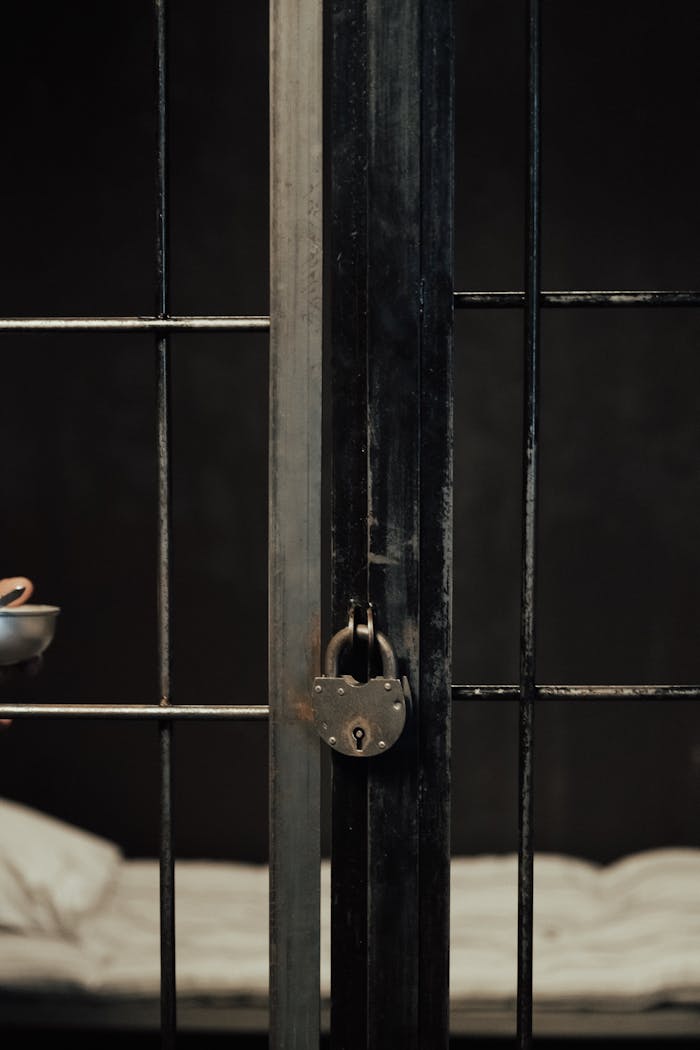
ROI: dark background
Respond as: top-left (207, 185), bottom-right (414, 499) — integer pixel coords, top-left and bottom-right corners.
top-left (0, 0), bottom-right (698, 865)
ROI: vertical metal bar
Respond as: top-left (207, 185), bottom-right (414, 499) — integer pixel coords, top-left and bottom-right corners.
top-left (154, 3), bottom-right (176, 1047)
top-left (518, 1), bottom-right (541, 1047)
top-left (364, 2), bottom-right (422, 1044)
top-left (330, 2), bottom-right (452, 1046)
top-left (269, 0), bottom-right (323, 1045)
top-left (158, 720), bottom-right (175, 1045)
top-left (418, 1), bottom-right (454, 1046)
top-left (329, 0), bottom-right (370, 1043)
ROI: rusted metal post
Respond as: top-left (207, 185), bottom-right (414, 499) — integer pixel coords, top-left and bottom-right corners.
top-left (269, 0), bottom-right (323, 1046)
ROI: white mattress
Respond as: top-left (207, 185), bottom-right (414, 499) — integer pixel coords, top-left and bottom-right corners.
top-left (0, 849), bottom-right (699, 1015)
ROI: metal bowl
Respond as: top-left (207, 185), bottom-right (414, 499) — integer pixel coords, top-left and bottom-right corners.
top-left (0, 605), bottom-right (60, 665)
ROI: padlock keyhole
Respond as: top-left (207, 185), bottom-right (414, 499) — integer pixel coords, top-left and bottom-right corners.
top-left (352, 726), bottom-right (366, 752)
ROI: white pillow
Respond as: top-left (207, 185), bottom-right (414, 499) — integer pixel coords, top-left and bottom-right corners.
top-left (0, 797), bottom-right (122, 937)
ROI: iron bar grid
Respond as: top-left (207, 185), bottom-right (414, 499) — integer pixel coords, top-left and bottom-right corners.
top-left (454, 290), bottom-right (700, 309)
top-left (0, 316), bottom-right (269, 331)
top-left (517, 1), bottom-right (540, 1045)
top-left (6, 7), bottom-right (698, 1049)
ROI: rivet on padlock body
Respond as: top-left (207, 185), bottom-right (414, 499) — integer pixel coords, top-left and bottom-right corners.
top-left (311, 623), bottom-right (408, 757)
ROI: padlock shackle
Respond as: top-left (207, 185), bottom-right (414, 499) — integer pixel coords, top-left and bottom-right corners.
top-left (323, 624), bottom-right (398, 679)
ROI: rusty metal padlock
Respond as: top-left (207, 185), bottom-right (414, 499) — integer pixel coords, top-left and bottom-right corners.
top-left (312, 623), bottom-right (408, 757)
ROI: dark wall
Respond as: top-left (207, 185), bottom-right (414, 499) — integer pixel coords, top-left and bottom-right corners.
top-left (0, 1), bottom-right (698, 864)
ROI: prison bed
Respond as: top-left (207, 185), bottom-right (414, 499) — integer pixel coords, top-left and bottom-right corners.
top-left (0, 799), bottom-right (699, 1040)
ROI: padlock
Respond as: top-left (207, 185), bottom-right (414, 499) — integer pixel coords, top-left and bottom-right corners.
top-left (311, 623), bottom-right (408, 757)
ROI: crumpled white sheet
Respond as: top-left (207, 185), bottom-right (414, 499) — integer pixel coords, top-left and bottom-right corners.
top-left (0, 849), bottom-right (699, 1013)
top-left (449, 850), bottom-right (700, 1010)
top-left (0, 797), bottom-right (122, 938)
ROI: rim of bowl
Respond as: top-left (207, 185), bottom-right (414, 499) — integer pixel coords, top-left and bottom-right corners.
top-left (0, 605), bottom-right (60, 615)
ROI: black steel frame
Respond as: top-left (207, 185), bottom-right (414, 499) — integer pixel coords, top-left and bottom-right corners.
top-left (2, 3), bottom-right (700, 1050)
top-left (329, 1), bottom-right (453, 1048)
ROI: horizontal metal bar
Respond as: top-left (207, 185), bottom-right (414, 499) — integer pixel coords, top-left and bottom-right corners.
top-left (454, 291), bottom-right (700, 309)
top-left (9, 690), bottom-right (698, 713)
top-left (0, 316), bottom-right (270, 332)
top-left (6, 296), bottom-right (698, 327)
top-left (0, 703), bottom-right (269, 719)
top-left (452, 685), bottom-right (700, 701)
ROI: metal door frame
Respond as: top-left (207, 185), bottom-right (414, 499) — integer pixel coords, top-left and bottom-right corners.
top-left (328, 2), bottom-right (454, 1049)
top-left (269, 0), bottom-right (323, 1043)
